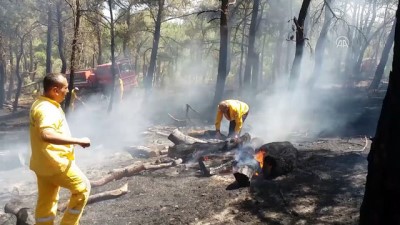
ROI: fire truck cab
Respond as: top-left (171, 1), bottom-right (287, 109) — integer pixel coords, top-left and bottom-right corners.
top-left (95, 59), bottom-right (138, 93)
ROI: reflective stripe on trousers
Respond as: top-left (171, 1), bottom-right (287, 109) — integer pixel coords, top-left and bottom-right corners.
top-left (36, 215), bottom-right (55, 223)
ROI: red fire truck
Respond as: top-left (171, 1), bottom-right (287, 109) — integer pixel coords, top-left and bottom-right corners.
top-left (66, 59), bottom-right (138, 93)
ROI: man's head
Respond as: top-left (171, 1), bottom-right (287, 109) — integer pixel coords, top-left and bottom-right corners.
top-left (43, 73), bottom-right (69, 103)
top-left (218, 101), bottom-right (229, 113)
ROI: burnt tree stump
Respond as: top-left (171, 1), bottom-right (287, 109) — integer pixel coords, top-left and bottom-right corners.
top-left (258, 142), bottom-right (298, 179)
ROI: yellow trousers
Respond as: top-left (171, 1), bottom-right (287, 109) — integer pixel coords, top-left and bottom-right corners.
top-left (35, 163), bottom-right (91, 225)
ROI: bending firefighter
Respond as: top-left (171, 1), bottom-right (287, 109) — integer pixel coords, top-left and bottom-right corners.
top-left (215, 99), bottom-right (249, 139)
top-left (29, 73), bottom-right (91, 225)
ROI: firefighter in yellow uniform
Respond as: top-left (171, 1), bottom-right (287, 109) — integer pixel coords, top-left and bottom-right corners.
top-left (32, 89), bottom-right (41, 99)
top-left (215, 99), bottom-right (249, 139)
top-left (118, 77), bottom-right (124, 102)
top-left (70, 87), bottom-right (81, 112)
top-left (30, 73), bottom-right (91, 225)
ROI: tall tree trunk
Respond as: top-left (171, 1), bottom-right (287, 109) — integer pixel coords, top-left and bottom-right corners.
top-left (123, 5), bottom-right (132, 59)
top-left (369, 20), bottom-right (396, 90)
top-left (96, 6), bottom-right (103, 65)
top-left (46, 3), bottom-right (53, 74)
top-left (29, 36), bottom-right (34, 79)
top-left (237, 5), bottom-right (248, 90)
top-left (308, 0), bottom-right (334, 87)
top-left (211, 0), bottom-right (230, 109)
top-left (289, 0), bottom-right (311, 89)
top-left (243, 0), bottom-right (260, 90)
top-left (145, 0), bottom-right (164, 91)
top-left (354, 21), bottom-right (392, 76)
top-left (107, 0), bottom-right (117, 113)
top-left (354, 0), bottom-right (380, 75)
top-left (271, 28), bottom-right (284, 84)
top-left (56, 0), bottom-right (67, 74)
top-left (359, 3), bottom-right (400, 224)
top-left (64, 0), bottom-right (81, 113)
top-left (7, 42), bottom-right (14, 101)
top-left (251, 52), bottom-right (259, 90)
top-left (0, 34), bottom-right (5, 109)
top-left (13, 40), bottom-right (23, 112)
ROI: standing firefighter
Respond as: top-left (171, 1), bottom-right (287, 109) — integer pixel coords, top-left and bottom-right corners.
top-left (215, 99), bottom-right (250, 139)
top-left (70, 87), bottom-right (84, 112)
top-left (29, 73), bottom-right (91, 225)
top-left (116, 76), bottom-right (124, 102)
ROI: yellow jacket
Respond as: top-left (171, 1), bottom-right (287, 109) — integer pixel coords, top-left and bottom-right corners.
top-left (29, 96), bottom-right (74, 176)
top-left (215, 100), bottom-right (249, 134)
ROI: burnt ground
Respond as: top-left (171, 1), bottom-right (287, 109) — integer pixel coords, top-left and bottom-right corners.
top-left (77, 137), bottom-right (368, 225)
top-left (0, 87), bottom-right (384, 225)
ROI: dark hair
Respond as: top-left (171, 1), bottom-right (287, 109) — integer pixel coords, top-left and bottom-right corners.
top-left (43, 73), bottom-right (65, 92)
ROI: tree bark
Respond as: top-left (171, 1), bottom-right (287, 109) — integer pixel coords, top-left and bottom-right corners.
top-left (237, 4), bottom-right (248, 90)
top-left (95, 5), bottom-right (103, 65)
top-left (64, 0), bottom-right (81, 113)
top-left (289, 0), bottom-right (311, 89)
top-left (122, 5), bottom-right (132, 59)
top-left (0, 34), bottom-right (5, 109)
top-left (12, 39), bottom-right (23, 112)
top-left (145, 0), bottom-right (164, 91)
top-left (107, 0), bottom-right (117, 113)
top-left (243, 0), bottom-right (260, 91)
top-left (359, 3), bottom-right (400, 224)
top-left (308, 0), bottom-right (334, 87)
top-left (56, 0), bottom-right (67, 74)
top-left (369, 19), bottom-right (396, 91)
top-left (7, 42), bottom-right (14, 101)
top-left (212, 0), bottom-right (230, 109)
top-left (46, 3), bottom-right (53, 74)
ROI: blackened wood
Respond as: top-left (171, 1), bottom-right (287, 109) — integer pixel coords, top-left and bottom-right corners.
top-left (168, 133), bottom-right (251, 161)
top-left (258, 142), bottom-right (298, 179)
top-left (4, 199), bottom-right (34, 225)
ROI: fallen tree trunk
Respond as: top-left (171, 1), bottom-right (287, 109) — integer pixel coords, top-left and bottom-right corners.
top-left (124, 145), bottom-right (167, 158)
top-left (58, 183), bottom-right (129, 212)
top-left (168, 129), bottom-right (207, 145)
top-left (4, 199), bottom-right (35, 225)
top-left (187, 129), bottom-right (227, 140)
top-left (168, 133), bottom-right (251, 161)
top-left (91, 159), bottom-right (182, 187)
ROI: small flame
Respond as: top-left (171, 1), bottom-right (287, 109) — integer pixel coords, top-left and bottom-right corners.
top-left (254, 150), bottom-right (266, 169)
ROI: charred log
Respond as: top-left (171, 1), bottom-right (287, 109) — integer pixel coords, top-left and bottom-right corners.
top-left (168, 133), bottom-right (251, 161)
top-left (233, 165), bottom-right (255, 187)
top-left (4, 199), bottom-right (34, 225)
top-left (232, 145), bottom-right (259, 186)
top-left (187, 129), bottom-right (227, 140)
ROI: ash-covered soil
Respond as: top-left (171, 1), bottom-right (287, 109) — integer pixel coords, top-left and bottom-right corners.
top-left (74, 136), bottom-right (368, 225)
